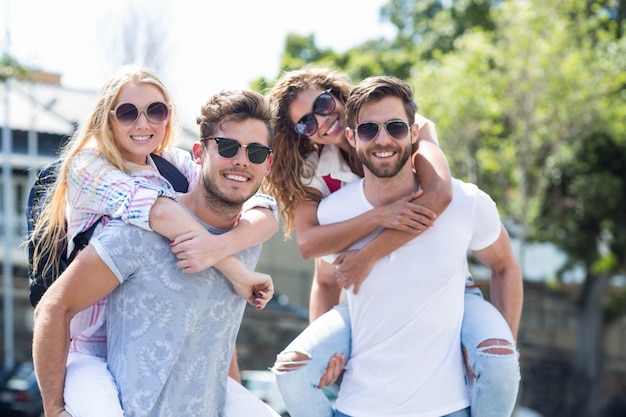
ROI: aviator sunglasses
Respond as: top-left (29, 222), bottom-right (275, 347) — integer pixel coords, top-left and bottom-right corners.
top-left (202, 137), bottom-right (272, 164)
top-left (111, 101), bottom-right (170, 125)
top-left (355, 120), bottom-right (410, 142)
top-left (294, 89), bottom-right (336, 137)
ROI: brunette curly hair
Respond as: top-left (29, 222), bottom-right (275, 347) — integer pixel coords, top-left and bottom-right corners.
top-left (263, 66), bottom-right (359, 237)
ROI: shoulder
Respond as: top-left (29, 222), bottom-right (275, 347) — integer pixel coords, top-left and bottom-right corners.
top-left (451, 178), bottom-right (478, 196)
top-left (68, 148), bottom-right (112, 180)
top-left (97, 220), bottom-right (160, 251)
top-left (159, 147), bottom-right (192, 159)
top-left (318, 179), bottom-right (364, 219)
top-left (71, 148), bottom-right (104, 168)
top-left (242, 193), bottom-right (277, 213)
top-left (156, 148), bottom-right (194, 168)
top-left (451, 179), bottom-right (495, 205)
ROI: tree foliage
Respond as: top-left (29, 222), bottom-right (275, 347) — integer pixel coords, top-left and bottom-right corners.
top-left (0, 54), bottom-right (29, 83)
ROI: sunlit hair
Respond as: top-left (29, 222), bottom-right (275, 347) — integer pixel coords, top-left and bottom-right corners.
top-left (345, 76), bottom-right (417, 129)
top-left (30, 64), bottom-right (178, 283)
top-left (263, 66), bottom-right (359, 237)
top-left (196, 89), bottom-right (274, 145)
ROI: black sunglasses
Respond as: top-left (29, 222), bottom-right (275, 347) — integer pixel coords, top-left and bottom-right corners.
top-left (294, 90), bottom-right (336, 137)
top-left (202, 137), bottom-right (272, 164)
top-left (111, 101), bottom-right (170, 125)
top-left (355, 120), bottom-right (410, 142)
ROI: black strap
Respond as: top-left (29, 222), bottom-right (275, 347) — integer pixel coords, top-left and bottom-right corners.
top-left (68, 218), bottom-right (102, 262)
top-left (151, 153), bottom-right (189, 193)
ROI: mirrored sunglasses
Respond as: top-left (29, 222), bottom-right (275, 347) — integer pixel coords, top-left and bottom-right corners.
top-left (294, 90), bottom-right (336, 137)
top-left (111, 101), bottom-right (170, 125)
top-left (202, 137), bottom-right (272, 164)
top-left (355, 120), bottom-right (410, 142)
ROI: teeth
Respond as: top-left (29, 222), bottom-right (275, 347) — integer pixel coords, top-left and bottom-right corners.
top-left (375, 152), bottom-right (394, 158)
top-left (131, 135), bottom-right (151, 142)
top-left (326, 118), bottom-right (339, 135)
top-left (225, 174), bottom-right (247, 182)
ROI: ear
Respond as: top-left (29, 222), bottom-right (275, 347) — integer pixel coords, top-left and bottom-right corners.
top-left (345, 127), bottom-right (357, 148)
top-left (192, 142), bottom-right (204, 164)
top-left (263, 153), bottom-right (274, 177)
top-left (410, 123), bottom-right (419, 146)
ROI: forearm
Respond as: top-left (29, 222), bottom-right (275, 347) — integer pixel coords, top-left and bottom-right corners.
top-left (297, 209), bottom-right (386, 260)
top-left (149, 196), bottom-right (204, 239)
top-left (151, 197), bottom-right (249, 281)
top-left (214, 257), bottom-right (252, 283)
top-left (309, 259), bottom-right (342, 322)
top-left (33, 304), bottom-right (72, 416)
top-left (350, 228), bottom-right (415, 266)
top-left (219, 207), bottom-right (278, 257)
top-left (212, 208), bottom-right (277, 281)
top-left (412, 140), bottom-right (452, 216)
top-left (490, 265), bottom-right (524, 340)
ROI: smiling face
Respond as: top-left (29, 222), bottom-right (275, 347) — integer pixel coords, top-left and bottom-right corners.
top-left (347, 96), bottom-right (417, 179)
top-left (110, 81), bottom-right (170, 164)
top-left (289, 88), bottom-right (348, 146)
top-left (194, 118), bottom-right (273, 208)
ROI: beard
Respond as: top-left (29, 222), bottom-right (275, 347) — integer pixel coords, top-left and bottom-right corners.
top-left (357, 142), bottom-right (412, 178)
top-left (199, 171), bottom-right (259, 217)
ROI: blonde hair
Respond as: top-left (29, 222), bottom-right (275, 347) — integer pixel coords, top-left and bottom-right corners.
top-left (30, 65), bottom-right (178, 283)
top-left (263, 66), bottom-right (359, 237)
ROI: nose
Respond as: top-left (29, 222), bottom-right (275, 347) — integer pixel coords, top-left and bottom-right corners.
top-left (314, 113), bottom-right (331, 133)
top-left (373, 125), bottom-right (394, 144)
top-left (231, 145), bottom-right (249, 166)
top-left (135, 111), bottom-right (151, 127)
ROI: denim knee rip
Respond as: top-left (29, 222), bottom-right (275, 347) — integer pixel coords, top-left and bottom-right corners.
top-left (271, 350), bottom-right (312, 373)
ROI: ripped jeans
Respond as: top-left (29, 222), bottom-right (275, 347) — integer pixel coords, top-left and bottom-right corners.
top-left (272, 288), bottom-right (520, 417)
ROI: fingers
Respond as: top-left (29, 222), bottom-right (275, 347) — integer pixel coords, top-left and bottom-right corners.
top-left (317, 354), bottom-right (345, 388)
top-left (336, 274), bottom-right (351, 289)
top-left (169, 231), bottom-right (196, 247)
top-left (332, 253), bottom-right (346, 266)
top-left (252, 288), bottom-right (274, 310)
top-left (175, 259), bottom-right (202, 274)
top-left (402, 189), bottom-right (424, 201)
top-left (463, 348), bottom-right (476, 379)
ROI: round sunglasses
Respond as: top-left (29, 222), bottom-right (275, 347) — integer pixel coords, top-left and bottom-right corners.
top-left (355, 120), bottom-right (410, 142)
top-left (111, 101), bottom-right (170, 125)
top-left (202, 137), bottom-right (272, 164)
top-left (294, 90), bottom-right (336, 137)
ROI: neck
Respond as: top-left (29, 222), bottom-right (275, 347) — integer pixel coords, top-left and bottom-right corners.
top-left (177, 190), bottom-right (240, 230)
top-left (362, 166), bottom-right (419, 208)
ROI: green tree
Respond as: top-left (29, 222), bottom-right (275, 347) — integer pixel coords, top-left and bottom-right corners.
top-left (411, 1), bottom-right (626, 415)
top-left (0, 54), bottom-right (29, 83)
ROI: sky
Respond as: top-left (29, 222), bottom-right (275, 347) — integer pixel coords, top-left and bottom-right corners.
top-left (2, 0), bottom-right (396, 125)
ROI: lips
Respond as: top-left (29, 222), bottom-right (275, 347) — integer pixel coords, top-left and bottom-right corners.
top-left (224, 173), bottom-right (249, 182)
top-left (130, 134), bottom-right (152, 143)
top-left (373, 151), bottom-right (396, 159)
top-left (324, 117), bottom-right (340, 136)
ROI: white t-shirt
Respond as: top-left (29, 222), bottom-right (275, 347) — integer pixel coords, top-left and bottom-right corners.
top-left (318, 178), bottom-right (501, 417)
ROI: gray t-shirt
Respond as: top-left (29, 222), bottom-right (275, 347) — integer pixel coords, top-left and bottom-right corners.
top-left (91, 216), bottom-right (261, 417)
